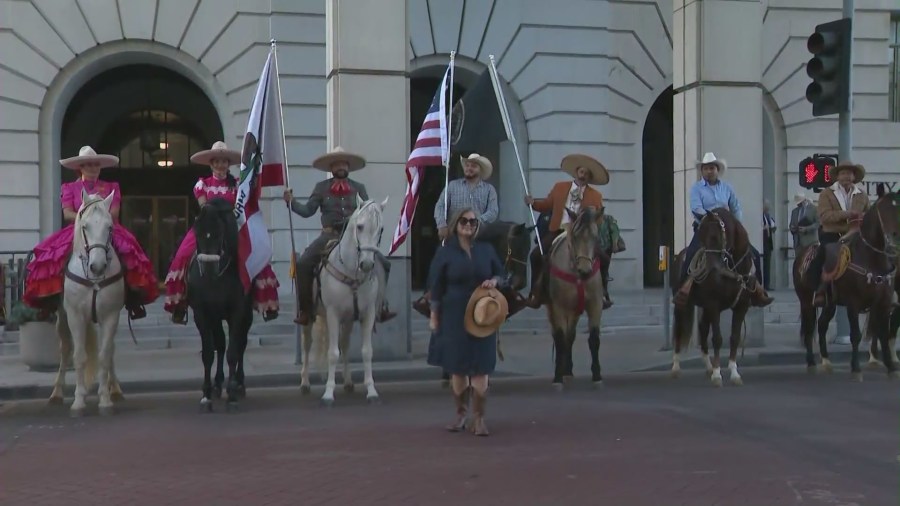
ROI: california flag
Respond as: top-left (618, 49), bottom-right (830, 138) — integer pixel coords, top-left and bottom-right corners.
top-left (235, 47), bottom-right (285, 292)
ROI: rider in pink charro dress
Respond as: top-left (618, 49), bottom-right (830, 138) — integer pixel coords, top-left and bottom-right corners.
top-left (164, 141), bottom-right (280, 324)
top-left (23, 146), bottom-right (159, 319)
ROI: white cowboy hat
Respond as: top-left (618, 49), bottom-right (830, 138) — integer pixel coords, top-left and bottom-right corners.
top-left (60, 146), bottom-right (119, 170)
top-left (829, 160), bottom-right (865, 183)
top-left (190, 141), bottom-right (241, 166)
top-left (696, 152), bottom-right (727, 173)
top-left (463, 287), bottom-right (509, 338)
top-left (794, 191), bottom-right (807, 204)
top-left (561, 153), bottom-right (609, 185)
top-left (459, 153), bottom-right (493, 180)
top-left (312, 146), bottom-right (366, 172)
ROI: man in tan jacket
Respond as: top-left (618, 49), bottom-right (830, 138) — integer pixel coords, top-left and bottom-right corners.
top-left (807, 161), bottom-right (869, 306)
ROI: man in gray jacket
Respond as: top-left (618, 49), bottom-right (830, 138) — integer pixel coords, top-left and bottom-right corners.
top-left (789, 191), bottom-right (819, 255)
top-left (283, 147), bottom-right (396, 325)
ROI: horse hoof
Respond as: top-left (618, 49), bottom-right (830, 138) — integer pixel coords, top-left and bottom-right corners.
top-left (320, 398), bottom-right (334, 408)
top-left (213, 386), bottom-right (223, 399)
top-left (563, 375), bottom-right (573, 385)
top-left (819, 364), bottom-right (833, 374)
top-left (99, 405), bottom-right (115, 417)
top-left (730, 376), bottom-right (744, 386)
top-left (592, 380), bottom-right (604, 389)
top-left (237, 386), bottom-right (247, 399)
top-left (551, 382), bottom-right (564, 392)
top-left (711, 377), bottom-right (723, 388)
top-left (344, 384), bottom-right (355, 393)
top-left (851, 372), bottom-right (864, 383)
top-left (69, 407), bottom-right (86, 418)
top-left (866, 360), bottom-right (884, 370)
top-left (888, 371), bottom-right (900, 380)
top-left (110, 392), bottom-right (125, 403)
top-left (300, 384), bottom-right (311, 395)
top-left (367, 395), bottom-right (380, 405)
top-left (670, 369), bottom-right (681, 379)
top-left (226, 402), bottom-right (240, 413)
top-left (47, 395), bottom-right (64, 406)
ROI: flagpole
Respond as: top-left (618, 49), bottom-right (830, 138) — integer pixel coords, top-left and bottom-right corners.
top-left (442, 51), bottom-right (456, 227)
top-left (488, 55), bottom-right (541, 255)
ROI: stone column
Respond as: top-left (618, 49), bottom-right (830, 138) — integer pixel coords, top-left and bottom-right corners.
top-left (674, 0), bottom-right (766, 346)
top-left (326, 0), bottom-right (410, 360)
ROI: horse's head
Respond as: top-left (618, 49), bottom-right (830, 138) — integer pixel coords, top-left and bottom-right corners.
top-left (349, 194), bottom-right (389, 272)
top-left (505, 222), bottom-right (532, 290)
top-left (74, 188), bottom-right (115, 278)
top-left (565, 206), bottom-right (605, 280)
top-left (193, 198), bottom-right (236, 273)
top-left (865, 183), bottom-right (900, 253)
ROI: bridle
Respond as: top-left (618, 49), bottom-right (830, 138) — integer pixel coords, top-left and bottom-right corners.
top-left (325, 201), bottom-right (383, 321)
top-left (75, 199), bottom-right (114, 281)
top-left (698, 211), bottom-right (751, 273)
top-left (194, 210), bottom-right (232, 278)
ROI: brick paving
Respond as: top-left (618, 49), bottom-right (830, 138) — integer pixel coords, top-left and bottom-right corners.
top-left (0, 368), bottom-right (897, 506)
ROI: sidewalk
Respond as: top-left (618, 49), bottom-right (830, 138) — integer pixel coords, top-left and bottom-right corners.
top-left (1, 322), bottom-right (885, 401)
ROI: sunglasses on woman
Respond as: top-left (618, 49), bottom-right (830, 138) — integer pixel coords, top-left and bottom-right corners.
top-left (458, 217), bottom-right (478, 227)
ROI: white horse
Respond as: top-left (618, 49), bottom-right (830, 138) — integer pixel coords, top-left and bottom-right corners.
top-left (48, 189), bottom-right (126, 416)
top-left (299, 195), bottom-right (389, 406)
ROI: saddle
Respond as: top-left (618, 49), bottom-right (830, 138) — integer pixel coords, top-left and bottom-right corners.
top-left (313, 238), bottom-right (341, 277)
top-left (821, 243), bottom-right (853, 283)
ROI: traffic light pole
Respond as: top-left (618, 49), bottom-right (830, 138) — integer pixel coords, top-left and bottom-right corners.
top-left (836, 0), bottom-right (854, 342)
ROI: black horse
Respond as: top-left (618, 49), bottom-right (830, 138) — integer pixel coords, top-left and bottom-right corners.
top-left (187, 198), bottom-right (254, 411)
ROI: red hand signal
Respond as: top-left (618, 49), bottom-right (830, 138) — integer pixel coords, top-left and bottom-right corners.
top-left (804, 162), bottom-right (818, 183)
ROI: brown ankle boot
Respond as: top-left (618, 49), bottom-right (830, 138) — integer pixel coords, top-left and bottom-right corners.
top-left (470, 390), bottom-right (489, 436)
top-left (171, 304), bottom-right (188, 325)
top-left (446, 388), bottom-right (469, 432)
top-left (749, 279), bottom-right (774, 307)
top-left (377, 302), bottom-right (397, 323)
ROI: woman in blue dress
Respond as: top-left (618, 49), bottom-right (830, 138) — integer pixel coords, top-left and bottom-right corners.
top-left (428, 207), bottom-right (508, 436)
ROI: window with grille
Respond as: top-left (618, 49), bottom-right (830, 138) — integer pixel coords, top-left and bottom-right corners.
top-left (891, 16), bottom-right (900, 121)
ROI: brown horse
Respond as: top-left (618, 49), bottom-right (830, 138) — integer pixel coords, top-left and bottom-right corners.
top-left (792, 183), bottom-right (900, 381)
top-left (669, 208), bottom-right (755, 387)
top-left (546, 206), bottom-right (606, 388)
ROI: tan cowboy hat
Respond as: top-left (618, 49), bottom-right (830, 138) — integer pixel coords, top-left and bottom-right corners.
top-left (60, 146), bottom-right (119, 170)
top-left (561, 154), bottom-right (609, 185)
top-left (464, 287), bottom-right (509, 338)
top-left (459, 153), bottom-right (493, 180)
top-left (696, 152), bottom-right (727, 173)
top-left (794, 191), bottom-right (807, 204)
top-left (312, 146), bottom-right (366, 172)
top-left (191, 141), bottom-right (241, 166)
top-left (829, 160), bottom-right (865, 183)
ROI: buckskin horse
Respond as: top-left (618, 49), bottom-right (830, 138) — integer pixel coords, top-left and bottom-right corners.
top-left (669, 208), bottom-right (755, 387)
top-left (545, 206), bottom-right (606, 389)
top-left (793, 184), bottom-right (900, 380)
top-left (187, 198), bottom-right (253, 411)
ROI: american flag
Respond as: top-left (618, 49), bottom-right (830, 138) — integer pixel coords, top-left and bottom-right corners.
top-left (389, 63), bottom-right (451, 254)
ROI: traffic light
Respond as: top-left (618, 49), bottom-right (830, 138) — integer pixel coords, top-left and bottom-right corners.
top-left (805, 18), bottom-right (852, 117)
top-left (798, 154), bottom-right (838, 189)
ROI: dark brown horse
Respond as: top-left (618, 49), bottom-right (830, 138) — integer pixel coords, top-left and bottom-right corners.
top-left (669, 208), bottom-right (755, 387)
top-left (792, 183), bottom-right (900, 381)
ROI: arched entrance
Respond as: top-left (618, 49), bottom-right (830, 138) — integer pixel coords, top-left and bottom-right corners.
top-left (641, 86), bottom-right (674, 287)
top-left (61, 64), bottom-right (223, 282)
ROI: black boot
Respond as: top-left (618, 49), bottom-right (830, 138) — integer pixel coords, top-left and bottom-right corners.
top-left (294, 268), bottom-right (315, 325)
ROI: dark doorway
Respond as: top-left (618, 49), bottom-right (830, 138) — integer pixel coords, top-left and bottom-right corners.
top-left (641, 86), bottom-right (674, 287)
top-left (62, 65), bottom-right (223, 282)
top-left (408, 76), bottom-right (467, 290)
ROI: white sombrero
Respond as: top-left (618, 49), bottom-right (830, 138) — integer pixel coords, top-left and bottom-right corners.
top-left (312, 146), bottom-right (366, 172)
top-left (190, 141), bottom-right (241, 166)
top-left (459, 153), bottom-right (493, 180)
top-left (60, 146), bottom-right (119, 170)
top-left (696, 152), bottom-right (727, 173)
top-left (561, 153), bottom-right (609, 185)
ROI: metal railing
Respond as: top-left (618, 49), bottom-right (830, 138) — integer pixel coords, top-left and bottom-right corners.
top-left (1, 250), bottom-right (34, 331)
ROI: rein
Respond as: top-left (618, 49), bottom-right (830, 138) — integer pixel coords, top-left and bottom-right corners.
top-left (692, 211), bottom-right (755, 309)
top-left (549, 217), bottom-right (603, 314)
top-left (325, 201), bottom-right (382, 321)
top-left (841, 200), bottom-right (898, 285)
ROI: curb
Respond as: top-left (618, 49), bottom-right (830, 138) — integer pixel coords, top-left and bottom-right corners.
top-left (637, 349), bottom-right (875, 372)
top-left (0, 366), bottom-right (527, 402)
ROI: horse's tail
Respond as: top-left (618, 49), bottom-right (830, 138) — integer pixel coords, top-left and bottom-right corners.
top-left (312, 316), bottom-right (329, 370)
top-left (83, 323), bottom-right (99, 391)
top-left (673, 304), bottom-right (695, 352)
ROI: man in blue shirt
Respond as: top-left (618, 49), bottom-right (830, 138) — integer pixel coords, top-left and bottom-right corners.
top-left (675, 152), bottom-right (773, 307)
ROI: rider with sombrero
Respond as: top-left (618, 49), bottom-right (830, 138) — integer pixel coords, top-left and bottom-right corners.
top-left (283, 147), bottom-right (396, 326)
top-left (23, 146), bottom-right (158, 319)
top-left (675, 152), bottom-right (774, 307)
top-left (806, 160), bottom-right (869, 306)
top-left (523, 153), bottom-right (610, 309)
top-left (164, 141), bottom-right (281, 324)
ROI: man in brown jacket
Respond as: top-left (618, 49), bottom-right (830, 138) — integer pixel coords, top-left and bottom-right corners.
top-left (523, 154), bottom-right (609, 308)
top-left (807, 161), bottom-right (869, 306)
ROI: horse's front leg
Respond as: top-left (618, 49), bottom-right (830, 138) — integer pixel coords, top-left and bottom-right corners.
top-left (320, 310), bottom-right (342, 406)
top-left (300, 323), bottom-right (314, 394)
top-left (817, 303), bottom-right (837, 373)
top-left (874, 308), bottom-right (900, 379)
top-left (212, 320), bottom-right (226, 399)
top-left (96, 308), bottom-right (121, 416)
top-left (563, 318), bottom-right (577, 385)
top-left (49, 310), bottom-right (72, 405)
top-left (193, 310), bottom-right (215, 410)
top-left (359, 312), bottom-right (379, 403)
top-left (708, 309), bottom-right (724, 387)
top-left (587, 301), bottom-right (603, 385)
top-left (727, 303), bottom-right (748, 386)
top-left (848, 306), bottom-right (864, 381)
top-left (698, 309), bottom-right (713, 377)
top-left (549, 307), bottom-right (567, 389)
top-left (340, 321), bottom-right (354, 393)
top-left (67, 311), bottom-right (90, 417)
top-left (224, 316), bottom-right (245, 410)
